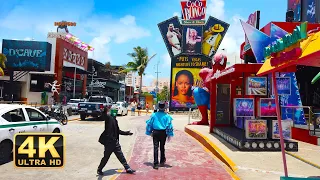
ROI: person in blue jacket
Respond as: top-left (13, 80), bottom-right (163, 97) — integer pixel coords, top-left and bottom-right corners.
top-left (146, 101), bottom-right (174, 170)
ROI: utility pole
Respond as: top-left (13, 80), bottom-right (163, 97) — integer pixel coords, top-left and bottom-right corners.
top-left (155, 61), bottom-right (161, 103)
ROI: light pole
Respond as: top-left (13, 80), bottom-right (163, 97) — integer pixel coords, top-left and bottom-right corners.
top-left (155, 61), bottom-right (161, 103)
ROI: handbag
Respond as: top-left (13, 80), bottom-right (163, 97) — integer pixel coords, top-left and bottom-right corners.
top-left (98, 130), bottom-right (106, 145)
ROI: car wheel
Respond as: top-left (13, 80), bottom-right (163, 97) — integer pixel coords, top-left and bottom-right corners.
top-left (53, 128), bottom-right (60, 133)
top-left (0, 140), bottom-right (13, 165)
top-left (80, 114), bottom-right (86, 121)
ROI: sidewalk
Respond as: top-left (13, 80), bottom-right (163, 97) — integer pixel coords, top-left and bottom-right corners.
top-left (185, 124), bottom-right (320, 180)
top-left (115, 117), bottom-right (236, 180)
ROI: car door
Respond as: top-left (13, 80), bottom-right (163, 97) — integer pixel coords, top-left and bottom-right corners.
top-left (24, 107), bottom-right (48, 132)
top-left (0, 108), bottom-right (32, 141)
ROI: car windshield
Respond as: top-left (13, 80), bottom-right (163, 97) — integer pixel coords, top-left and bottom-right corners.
top-left (116, 102), bottom-right (122, 106)
top-left (89, 97), bottom-right (106, 103)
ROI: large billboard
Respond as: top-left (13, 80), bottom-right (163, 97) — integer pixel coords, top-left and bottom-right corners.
top-left (243, 11), bottom-right (260, 54)
top-left (202, 16), bottom-right (229, 59)
top-left (288, 0), bottom-right (301, 22)
top-left (180, 0), bottom-right (207, 25)
top-left (306, 0), bottom-right (316, 23)
top-left (158, 17), bottom-right (183, 58)
top-left (2, 40), bottom-right (52, 71)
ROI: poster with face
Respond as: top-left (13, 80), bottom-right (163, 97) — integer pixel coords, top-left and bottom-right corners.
top-left (158, 17), bottom-right (183, 58)
top-left (202, 16), bottom-right (229, 59)
top-left (170, 67), bottom-right (203, 108)
top-left (182, 26), bottom-right (203, 54)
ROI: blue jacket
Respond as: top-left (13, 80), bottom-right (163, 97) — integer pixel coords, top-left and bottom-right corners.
top-left (146, 111), bottom-right (174, 137)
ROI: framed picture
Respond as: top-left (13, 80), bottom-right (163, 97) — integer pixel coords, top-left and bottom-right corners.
top-left (272, 120), bottom-right (292, 139)
top-left (182, 25), bottom-right (203, 55)
top-left (259, 98), bottom-right (277, 117)
top-left (276, 77), bottom-right (291, 95)
top-left (234, 98), bottom-right (254, 117)
top-left (247, 77), bottom-right (267, 96)
top-left (245, 119), bottom-right (268, 139)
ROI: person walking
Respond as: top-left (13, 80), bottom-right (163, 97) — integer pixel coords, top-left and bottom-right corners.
top-left (130, 100), bottom-right (137, 116)
top-left (97, 107), bottom-right (136, 175)
top-left (145, 101), bottom-right (174, 170)
top-left (145, 102), bottom-right (150, 115)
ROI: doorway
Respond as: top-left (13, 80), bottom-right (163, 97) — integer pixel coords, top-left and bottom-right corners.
top-left (216, 84), bottom-right (231, 125)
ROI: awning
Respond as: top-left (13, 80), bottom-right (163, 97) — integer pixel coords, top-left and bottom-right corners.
top-left (63, 66), bottom-right (92, 75)
top-left (257, 31), bottom-right (320, 76)
top-left (29, 71), bottom-right (55, 76)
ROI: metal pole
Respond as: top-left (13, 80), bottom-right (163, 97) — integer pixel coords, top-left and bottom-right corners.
top-left (91, 66), bottom-right (94, 96)
top-left (272, 72), bottom-right (288, 177)
top-left (155, 61), bottom-right (161, 103)
top-left (73, 67), bottom-right (76, 98)
top-left (188, 107), bottom-right (191, 124)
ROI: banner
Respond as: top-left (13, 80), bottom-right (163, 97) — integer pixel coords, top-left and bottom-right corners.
top-left (158, 17), bottom-right (183, 58)
top-left (306, 0), bottom-right (316, 23)
top-left (245, 119), bottom-right (268, 139)
top-left (180, 0), bottom-right (207, 21)
top-left (272, 120), bottom-right (292, 139)
top-left (182, 26), bottom-right (203, 54)
top-left (2, 39), bottom-right (52, 71)
top-left (170, 67), bottom-right (203, 108)
top-left (202, 16), bottom-right (229, 59)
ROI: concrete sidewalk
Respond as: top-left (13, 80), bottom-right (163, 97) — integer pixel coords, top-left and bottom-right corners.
top-left (185, 124), bottom-right (320, 180)
top-left (115, 116), bottom-right (236, 180)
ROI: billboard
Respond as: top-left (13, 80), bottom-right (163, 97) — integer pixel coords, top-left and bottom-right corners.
top-left (2, 40), bottom-right (52, 71)
top-left (158, 17), bottom-right (182, 58)
top-left (180, 0), bottom-right (207, 24)
top-left (306, 0), bottom-right (316, 23)
top-left (202, 16), bottom-right (229, 59)
top-left (288, 0), bottom-right (301, 22)
top-left (182, 26), bottom-right (203, 54)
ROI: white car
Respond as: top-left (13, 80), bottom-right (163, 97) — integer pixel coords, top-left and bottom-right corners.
top-left (0, 104), bottom-right (62, 163)
top-left (113, 102), bottom-right (128, 116)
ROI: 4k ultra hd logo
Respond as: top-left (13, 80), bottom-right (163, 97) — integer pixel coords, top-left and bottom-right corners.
top-left (14, 133), bottom-right (65, 168)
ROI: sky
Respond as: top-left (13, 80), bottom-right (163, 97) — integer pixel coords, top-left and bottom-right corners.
top-left (0, 0), bottom-right (287, 86)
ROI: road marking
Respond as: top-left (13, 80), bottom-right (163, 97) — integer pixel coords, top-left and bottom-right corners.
top-left (236, 166), bottom-right (307, 177)
top-left (286, 151), bottom-right (320, 169)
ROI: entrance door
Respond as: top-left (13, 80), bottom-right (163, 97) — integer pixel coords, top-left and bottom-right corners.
top-left (216, 84), bottom-right (231, 125)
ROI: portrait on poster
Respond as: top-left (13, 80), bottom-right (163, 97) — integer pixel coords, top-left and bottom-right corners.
top-left (158, 17), bottom-right (182, 58)
top-left (170, 67), bottom-right (203, 109)
top-left (182, 26), bottom-right (203, 54)
top-left (234, 98), bottom-right (254, 117)
top-left (202, 16), bottom-right (229, 58)
top-left (247, 77), bottom-right (267, 96)
top-left (259, 98), bottom-right (277, 117)
top-left (276, 77), bottom-right (291, 95)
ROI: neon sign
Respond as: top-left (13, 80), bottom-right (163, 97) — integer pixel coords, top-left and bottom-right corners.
top-left (270, 47), bottom-right (302, 67)
top-left (181, 0), bottom-right (206, 21)
top-left (264, 22), bottom-right (307, 59)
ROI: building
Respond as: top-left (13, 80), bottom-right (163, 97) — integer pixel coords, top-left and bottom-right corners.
top-left (151, 78), bottom-right (170, 91)
top-left (134, 76), bottom-right (141, 88)
top-left (125, 72), bottom-right (134, 87)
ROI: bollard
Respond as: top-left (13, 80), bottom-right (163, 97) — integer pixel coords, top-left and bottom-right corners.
top-left (188, 108), bottom-right (191, 125)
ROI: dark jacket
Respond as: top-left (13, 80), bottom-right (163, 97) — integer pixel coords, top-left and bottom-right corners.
top-left (98, 114), bottom-right (130, 145)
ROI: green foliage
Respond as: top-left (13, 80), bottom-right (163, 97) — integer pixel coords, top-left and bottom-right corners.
top-left (157, 86), bottom-right (169, 101)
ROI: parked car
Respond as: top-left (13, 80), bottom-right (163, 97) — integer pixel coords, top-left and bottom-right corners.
top-left (67, 99), bottom-right (86, 114)
top-left (78, 96), bottom-right (113, 120)
top-left (0, 104), bottom-right (62, 164)
top-left (112, 102), bottom-right (128, 116)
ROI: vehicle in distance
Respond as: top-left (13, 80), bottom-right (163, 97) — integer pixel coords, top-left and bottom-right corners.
top-left (78, 96), bottom-right (113, 120)
top-left (67, 99), bottom-right (86, 113)
top-left (112, 102), bottom-right (128, 116)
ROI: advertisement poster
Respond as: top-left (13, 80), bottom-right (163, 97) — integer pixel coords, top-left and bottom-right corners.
top-left (202, 16), bottom-right (229, 58)
top-left (243, 11), bottom-right (260, 53)
top-left (247, 77), bottom-right (267, 95)
top-left (276, 77), bottom-right (291, 95)
top-left (170, 67), bottom-right (202, 108)
top-left (180, 0), bottom-right (207, 21)
top-left (288, 0), bottom-right (301, 22)
top-left (272, 120), bottom-right (292, 139)
top-left (2, 39), bottom-right (52, 71)
top-left (307, 0), bottom-right (316, 23)
top-left (245, 120), bottom-right (268, 139)
top-left (260, 98), bottom-right (277, 117)
top-left (158, 17), bottom-right (182, 58)
top-left (234, 98), bottom-right (254, 117)
top-left (182, 26), bottom-right (203, 54)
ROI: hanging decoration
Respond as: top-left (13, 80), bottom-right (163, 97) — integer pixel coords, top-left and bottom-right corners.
top-left (64, 33), bottom-right (94, 51)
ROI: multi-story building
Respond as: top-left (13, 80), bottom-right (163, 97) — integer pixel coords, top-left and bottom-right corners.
top-left (134, 76), bottom-right (141, 88)
top-left (125, 72), bottom-right (134, 87)
top-left (151, 78), bottom-right (170, 90)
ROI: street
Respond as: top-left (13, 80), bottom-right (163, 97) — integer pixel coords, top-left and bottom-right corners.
top-left (0, 114), bottom-right (233, 180)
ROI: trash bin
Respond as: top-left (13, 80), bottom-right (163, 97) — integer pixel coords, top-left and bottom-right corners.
top-left (110, 109), bottom-right (118, 117)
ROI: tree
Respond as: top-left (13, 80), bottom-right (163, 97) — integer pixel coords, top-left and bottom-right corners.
top-left (158, 86), bottom-right (169, 101)
top-left (121, 46), bottom-right (156, 95)
top-left (0, 54), bottom-right (7, 76)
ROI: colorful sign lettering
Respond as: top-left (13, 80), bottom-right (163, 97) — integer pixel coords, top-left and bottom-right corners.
top-left (181, 0), bottom-right (206, 21)
top-left (245, 120), bottom-right (268, 139)
top-left (270, 47), bottom-right (302, 67)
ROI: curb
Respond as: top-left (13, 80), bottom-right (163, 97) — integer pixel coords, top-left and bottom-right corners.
top-left (68, 118), bottom-right (80, 122)
top-left (185, 126), bottom-right (238, 172)
top-left (285, 151), bottom-right (320, 170)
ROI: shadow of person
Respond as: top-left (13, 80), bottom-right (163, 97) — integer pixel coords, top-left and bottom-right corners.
top-left (96, 168), bottom-right (121, 179)
top-left (143, 162), bottom-right (173, 168)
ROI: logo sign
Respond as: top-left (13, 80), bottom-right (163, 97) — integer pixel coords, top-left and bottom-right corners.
top-left (54, 21), bottom-right (76, 26)
top-left (63, 48), bottom-right (85, 67)
top-left (14, 133), bottom-right (65, 168)
top-left (211, 67), bottom-right (235, 80)
top-left (90, 80), bottom-right (106, 88)
top-left (181, 0), bottom-right (207, 25)
top-left (270, 47), bottom-right (302, 67)
top-left (2, 40), bottom-right (52, 71)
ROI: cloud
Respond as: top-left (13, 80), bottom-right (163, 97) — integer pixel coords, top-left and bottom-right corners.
top-left (207, 0), bottom-right (225, 20)
top-left (143, 73), bottom-right (155, 86)
top-left (162, 53), bottom-right (171, 67)
top-left (173, 12), bottom-right (180, 17)
top-left (24, 37), bottom-right (33, 41)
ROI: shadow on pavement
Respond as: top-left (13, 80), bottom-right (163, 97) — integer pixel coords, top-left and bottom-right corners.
top-left (143, 162), bottom-right (173, 168)
top-left (0, 153), bottom-right (13, 166)
top-left (96, 169), bottom-right (121, 179)
top-left (209, 133), bottom-right (239, 152)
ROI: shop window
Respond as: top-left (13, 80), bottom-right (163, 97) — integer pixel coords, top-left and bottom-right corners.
top-left (30, 74), bottom-right (54, 92)
top-left (2, 108), bottom-right (26, 122)
top-left (26, 108), bottom-right (46, 121)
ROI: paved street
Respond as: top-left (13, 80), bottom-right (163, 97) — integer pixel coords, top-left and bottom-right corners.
top-left (0, 114), bottom-right (233, 180)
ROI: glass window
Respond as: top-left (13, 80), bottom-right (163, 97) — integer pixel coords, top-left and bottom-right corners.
top-left (26, 108), bottom-right (46, 121)
top-left (2, 108), bottom-right (26, 122)
top-left (88, 97), bottom-right (106, 103)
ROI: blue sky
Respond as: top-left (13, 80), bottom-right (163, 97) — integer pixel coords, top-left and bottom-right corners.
top-left (0, 0), bottom-right (287, 86)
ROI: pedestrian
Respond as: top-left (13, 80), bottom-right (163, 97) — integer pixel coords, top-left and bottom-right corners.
top-left (146, 102), bottom-right (149, 115)
top-left (137, 102), bottom-right (142, 116)
top-left (97, 107), bottom-right (136, 175)
top-left (130, 100), bottom-right (137, 116)
top-left (153, 103), bottom-right (157, 113)
top-left (146, 101), bottom-right (174, 170)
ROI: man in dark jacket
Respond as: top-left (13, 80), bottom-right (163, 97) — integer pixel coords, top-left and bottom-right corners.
top-left (97, 107), bottom-right (136, 175)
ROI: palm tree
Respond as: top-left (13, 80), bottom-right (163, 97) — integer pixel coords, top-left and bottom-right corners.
top-left (121, 46), bottom-right (156, 95)
top-left (0, 53), bottom-right (7, 76)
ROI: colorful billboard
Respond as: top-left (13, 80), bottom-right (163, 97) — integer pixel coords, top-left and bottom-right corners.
top-left (243, 11), bottom-right (260, 53)
top-left (306, 0), bottom-right (316, 23)
top-left (234, 98), bottom-right (255, 117)
top-left (182, 26), bottom-right (203, 54)
top-left (247, 77), bottom-right (267, 95)
top-left (260, 98), bottom-right (277, 117)
top-left (272, 120), bottom-right (292, 139)
top-left (2, 39), bottom-right (52, 71)
top-left (158, 17), bottom-right (183, 58)
top-left (245, 119), bottom-right (268, 139)
top-left (276, 77), bottom-right (291, 95)
top-left (202, 16), bottom-right (229, 59)
top-left (180, 0), bottom-right (207, 24)
top-left (288, 0), bottom-right (301, 21)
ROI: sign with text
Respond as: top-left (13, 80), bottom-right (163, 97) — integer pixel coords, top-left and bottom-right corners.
top-left (63, 47), bottom-right (85, 67)
top-left (172, 55), bottom-right (210, 68)
top-left (54, 22), bottom-right (76, 26)
top-left (181, 0), bottom-right (206, 24)
top-left (245, 119), bottom-right (268, 139)
top-left (14, 133), bottom-right (65, 168)
top-left (2, 40), bottom-right (52, 71)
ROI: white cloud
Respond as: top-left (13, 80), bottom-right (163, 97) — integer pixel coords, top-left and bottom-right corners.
top-left (173, 12), bottom-right (180, 17)
top-left (162, 53), bottom-right (171, 67)
top-left (24, 37), bottom-right (33, 41)
top-left (207, 0), bottom-right (225, 20)
top-left (143, 73), bottom-right (155, 86)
